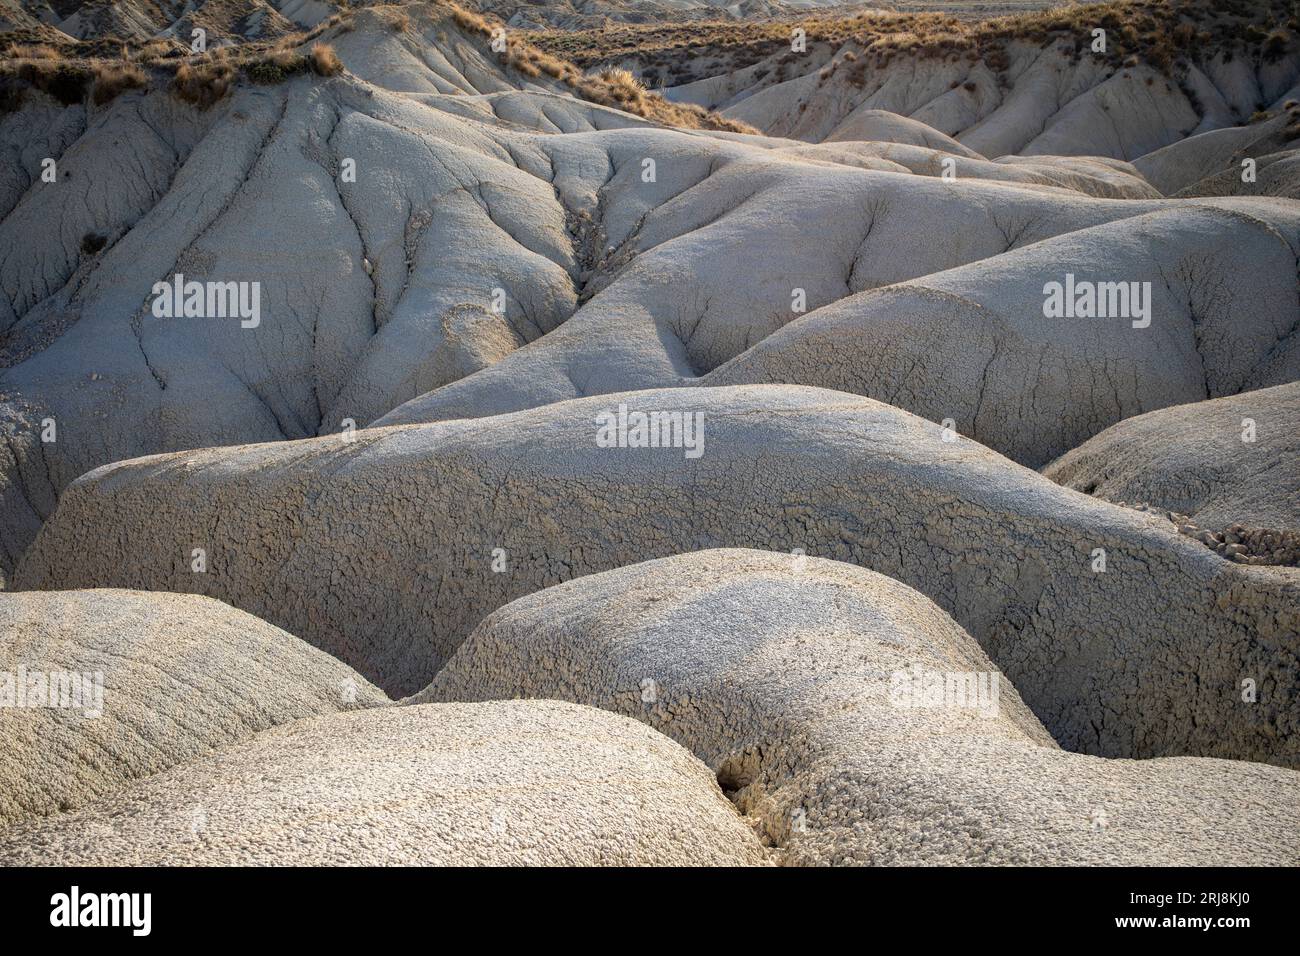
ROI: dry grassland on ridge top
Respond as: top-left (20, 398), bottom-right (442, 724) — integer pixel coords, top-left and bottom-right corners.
top-left (0, 0), bottom-right (1297, 867)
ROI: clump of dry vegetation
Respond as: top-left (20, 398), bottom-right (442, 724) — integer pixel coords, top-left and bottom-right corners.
top-left (172, 58), bottom-right (236, 108)
top-left (310, 43), bottom-right (343, 77)
top-left (245, 46), bottom-right (307, 84)
top-left (4, 43), bottom-right (60, 61)
top-left (91, 61), bottom-right (147, 105)
top-left (451, 6), bottom-right (492, 34)
top-left (2, 44), bottom-right (93, 106)
top-left (444, 2), bottom-right (753, 132)
top-left (0, 9), bottom-right (356, 112)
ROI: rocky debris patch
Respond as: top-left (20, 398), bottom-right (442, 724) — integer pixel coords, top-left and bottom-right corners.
top-left (1179, 517), bottom-right (1299, 566)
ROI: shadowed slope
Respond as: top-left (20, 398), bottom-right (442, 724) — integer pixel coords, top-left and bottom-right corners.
top-left (1045, 381), bottom-right (1300, 541)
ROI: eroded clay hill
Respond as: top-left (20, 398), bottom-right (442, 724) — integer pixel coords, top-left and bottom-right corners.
top-left (3, 4), bottom-right (1300, 585)
top-left (17, 386), bottom-right (1300, 770)
top-left (11, 1), bottom-right (335, 42)
top-left (1044, 381), bottom-right (1300, 563)
top-left (562, 1), bottom-right (1300, 158)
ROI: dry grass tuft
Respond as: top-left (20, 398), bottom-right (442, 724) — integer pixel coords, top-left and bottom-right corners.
top-left (591, 65), bottom-right (645, 101)
top-left (245, 47), bottom-right (307, 84)
top-left (5, 43), bottom-right (61, 61)
top-left (91, 61), bottom-right (147, 105)
top-left (309, 43), bottom-right (343, 77)
top-left (12, 59), bottom-right (91, 105)
top-left (451, 6), bottom-right (493, 36)
top-left (172, 59), bottom-right (235, 108)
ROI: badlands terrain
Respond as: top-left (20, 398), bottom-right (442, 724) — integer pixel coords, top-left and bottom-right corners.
top-left (0, 0), bottom-right (1298, 866)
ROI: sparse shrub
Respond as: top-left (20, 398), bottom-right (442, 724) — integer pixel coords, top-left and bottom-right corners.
top-left (274, 32), bottom-right (308, 52)
top-left (91, 61), bottom-right (147, 105)
top-left (536, 53), bottom-right (569, 79)
top-left (984, 45), bottom-right (1010, 73)
top-left (589, 65), bottom-right (646, 103)
top-left (135, 38), bottom-right (180, 64)
top-left (5, 44), bottom-right (61, 61)
top-left (16, 60), bottom-right (91, 105)
top-left (309, 43), bottom-right (342, 77)
top-left (451, 5), bottom-right (493, 36)
top-left (1147, 35), bottom-right (1175, 70)
top-left (80, 232), bottom-right (106, 255)
top-left (1264, 29), bottom-right (1292, 60)
top-left (246, 48), bottom-right (306, 84)
top-left (0, 77), bottom-right (24, 113)
top-left (513, 57), bottom-right (541, 78)
top-left (172, 59), bottom-right (235, 108)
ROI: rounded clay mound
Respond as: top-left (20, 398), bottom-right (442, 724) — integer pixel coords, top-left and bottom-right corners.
top-left (0, 699), bottom-right (769, 866)
top-left (420, 549), bottom-right (1300, 866)
top-left (16, 385), bottom-right (1300, 769)
top-left (1044, 381), bottom-right (1300, 537)
top-left (0, 588), bottom-right (387, 829)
